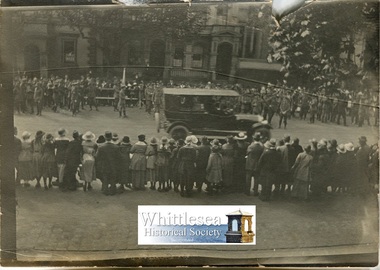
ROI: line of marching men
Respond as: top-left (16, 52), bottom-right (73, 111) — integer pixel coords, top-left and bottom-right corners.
top-left (14, 126), bottom-right (379, 200)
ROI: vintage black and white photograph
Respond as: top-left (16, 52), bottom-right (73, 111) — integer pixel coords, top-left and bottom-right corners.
top-left (0, 0), bottom-right (379, 267)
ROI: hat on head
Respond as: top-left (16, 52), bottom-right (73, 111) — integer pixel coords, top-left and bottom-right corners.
top-left (161, 136), bottom-right (168, 144)
top-left (359, 136), bottom-right (367, 142)
top-left (22, 131), bottom-right (31, 140)
top-left (185, 136), bottom-right (193, 144)
top-left (45, 133), bottom-right (54, 141)
top-left (58, 128), bottom-right (67, 136)
top-left (122, 136), bottom-right (130, 144)
top-left (201, 136), bottom-right (208, 144)
top-left (304, 145), bottom-right (312, 153)
top-left (337, 144), bottom-right (346, 154)
top-left (329, 139), bottom-right (338, 148)
top-left (211, 144), bottom-right (221, 153)
top-left (36, 130), bottom-right (44, 138)
top-left (253, 132), bottom-right (261, 141)
top-left (284, 134), bottom-right (291, 143)
top-left (150, 137), bottom-right (158, 145)
top-left (84, 131), bottom-right (96, 141)
top-left (112, 133), bottom-right (119, 141)
top-left (234, 132), bottom-right (247, 141)
top-left (97, 135), bottom-right (106, 144)
top-left (104, 131), bottom-right (112, 140)
top-left (345, 142), bottom-right (355, 152)
top-left (72, 130), bottom-right (80, 139)
top-left (264, 138), bottom-right (276, 149)
top-left (138, 134), bottom-right (145, 141)
top-left (191, 135), bottom-right (198, 144)
top-left (168, 138), bottom-right (176, 145)
top-left (177, 139), bottom-right (185, 146)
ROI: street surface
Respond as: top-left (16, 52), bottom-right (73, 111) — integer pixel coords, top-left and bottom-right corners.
top-left (13, 106), bottom-right (379, 266)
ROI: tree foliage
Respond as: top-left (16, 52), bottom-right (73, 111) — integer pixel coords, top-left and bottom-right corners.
top-left (267, 1), bottom-right (379, 94)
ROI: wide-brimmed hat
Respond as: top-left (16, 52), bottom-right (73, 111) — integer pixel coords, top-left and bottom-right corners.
top-left (150, 137), bottom-right (158, 145)
top-left (22, 131), bottom-right (31, 140)
top-left (45, 133), bottom-right (54, 141)
top-left (58, 128), bottom-right (67, 136)
top-left (234, 132), bottom-right (247, 141)
top-left (337, 144), bottom-right (346, 154)
top-left (190, 135), bottom-right (198, 144)
top-left (185, 136), bottom-right (193, 144)
top-left (83, 131), bottom-right (96, 141)
top-left (345, 142), bottom-right (355, 152)
top-left (112, 133), bottom-right (119, 141)
top-left (264, 139), bottom-right (276, 149)
top-left (359, 136), bottom-right (367, 142)
top-left (168, 138), bottom-right (176, 145)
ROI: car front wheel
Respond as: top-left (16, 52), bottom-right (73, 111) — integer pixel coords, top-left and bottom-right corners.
top-left (169, 125), bottom-right (189, 141)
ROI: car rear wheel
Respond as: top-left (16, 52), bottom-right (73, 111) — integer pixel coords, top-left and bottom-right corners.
top-left (169, 125), bottom-right (189, 141)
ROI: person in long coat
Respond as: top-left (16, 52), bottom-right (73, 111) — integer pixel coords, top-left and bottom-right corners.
top-left (130, 134), bottom-right (148, 190)
top-left (18, 131), bottom-right (34, 187)
top-left (195, 137), bottom-right (211, 192)
top-left (118, 87), bottom-right (127, 118)
top-left (334, 144), bottom-right (349, 193)
top-left (34, 82), bottom-right (43, 116)
top-left (276, 135), bottom-right (296, 195)
top-left (178, 136), bottom-right (197, 197)
top-left (156, 137), bottom-right (171, 192)
top-left (81, 131), bottom-right (98, 192)
top-left (291, 145), bottom-right (313, 200)
top-left (234, 132), bottom-right (249, 193)
top-left (146, 137), bottom-right (158, 190)
top-left (96, 131), bottom-right (122, 195)
top-left (221, 136), bottom-right (235, 193)
top-left (310, 140), bottom-right (330, 196)
top-left (167, 139), bottom-right (177, 190)
top-left (119, 136), bottom-right (132, 190)
top-left (206, 142), bottom-right (223, 195)
top-left (344, 142), bottom-right (360, 195)
top-left (245, 132), bottom-right (264, 196)
top-left (55, 128), bottom-right (70, 188)
top-left (32, 130), bottom-right (45, 188)
top-left (63, 131), bottom-right (82, 191)
top-left (171, 139), bottom-right (185, 192)
top-left (41, 133), bottom-right (57, 189)
top-left (355, 136), bottom-right (371, 195)
top-left (257, 139), bottom-right (281, 201)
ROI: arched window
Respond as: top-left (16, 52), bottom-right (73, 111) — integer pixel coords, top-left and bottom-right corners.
top-left (232, 219), bottom-right (238, 231)
top-left (192, 44), bottom-right (204, 68)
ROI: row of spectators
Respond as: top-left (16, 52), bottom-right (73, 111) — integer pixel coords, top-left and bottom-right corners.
top-left (14, 126), bottom-right (379, 200)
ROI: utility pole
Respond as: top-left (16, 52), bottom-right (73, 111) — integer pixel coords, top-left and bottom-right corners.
top-left (0, 7), bottom-right (17, 264)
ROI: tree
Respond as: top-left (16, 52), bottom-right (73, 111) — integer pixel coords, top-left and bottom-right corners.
top-left (267, 1), bottom-right (379, 94)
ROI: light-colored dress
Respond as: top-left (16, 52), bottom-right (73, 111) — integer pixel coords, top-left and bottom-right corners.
top-left (130, 142), bottom-right (148, 189)
top-left (206, 152), bottom-right (223, 184)
top-left (291, 152), bottom-right (313, 200)
top-left (81, 141), bottom-right (97, 183)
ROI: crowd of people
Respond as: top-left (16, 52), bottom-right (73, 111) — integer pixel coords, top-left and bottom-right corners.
top-left (14, 126), bottom-right (378, 200)
top-left (13, 73), bottom-right (379, 129)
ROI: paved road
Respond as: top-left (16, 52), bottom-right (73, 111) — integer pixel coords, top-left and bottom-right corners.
top-left (13, 106), bottom-right (379, 266)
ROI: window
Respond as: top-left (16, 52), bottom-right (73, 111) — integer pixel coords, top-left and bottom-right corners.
top-left (173, 47), bottom-right (184, 67)
top-left (192, 44), bottom-right (203, 68)
top-left (62, 39), bottom-right (76, 64)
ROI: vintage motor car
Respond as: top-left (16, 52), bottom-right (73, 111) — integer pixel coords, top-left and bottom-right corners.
top-left (162, 88), bottom-right (271, 141)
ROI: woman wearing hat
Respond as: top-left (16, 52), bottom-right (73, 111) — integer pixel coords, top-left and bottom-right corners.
top-left (130, 134), bottom-right (148, 190)
top-left (119, 136), bottom-right (132, 190)
top-left (333, 144), bottom-right (349, 193)
top-left (31, 130), bottom-right (45, 188)
top-left (233, 132), bottom-right (249, 194)
top-left (55, 128), bottom-right (70, 188)
top-left (206, 142), bottom-right (223, 195)
top-left (81, 131), bottom-right (98, 192)
top-left (257, 139), bottom-right (281, 201)
top-left (178, 136), bottom-right (197, 197)
top-left (344, 142), bottom-right (360, 194)
top-left (310, 139), bottom-right (330, 196)
top-left (18, 131), bottom-right (34, 187)
top-left (146, 137), bottom-right (158, 190)
top-left (291, 145), bottom-right (313, 200)
top-left (221, 136), bottom-right (235, 193)
top-left (41, 133), bottom-right (58, 189)
top-left (156, 137), bottom-right (171, 192)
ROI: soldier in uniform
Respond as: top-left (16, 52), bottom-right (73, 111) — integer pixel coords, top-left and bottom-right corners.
top-left (34, 81), bottom-right (44, 116)
top-left (87, 79), bottom-right (98, 111)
